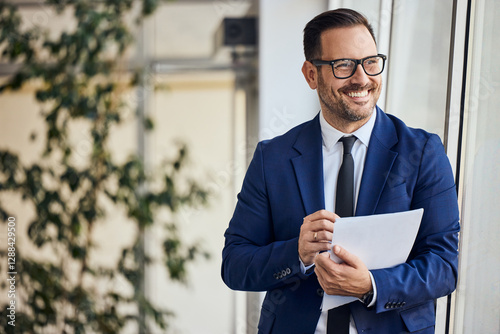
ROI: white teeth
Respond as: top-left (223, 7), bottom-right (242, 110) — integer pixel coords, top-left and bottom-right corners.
top-left (347, 91), bottom-right (368, 98)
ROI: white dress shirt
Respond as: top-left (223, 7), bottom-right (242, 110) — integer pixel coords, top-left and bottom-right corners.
top-left (313, 109), bottom-right (378, 334)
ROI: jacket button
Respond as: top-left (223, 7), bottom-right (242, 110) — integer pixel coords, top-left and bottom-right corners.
top-left (317, 288), bottom-right (324, 297)
top-left (281, 270), bottom-right (287, 277)
top-left (273, 273), bottom-right (279, 280)
top-left (385, 302), bottom-right (398, 309)
top-left (286, 268), bottom-right (291, 274)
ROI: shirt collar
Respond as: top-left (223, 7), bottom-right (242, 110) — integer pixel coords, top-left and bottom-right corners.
top-left (319, 107), bottom-right (377, 151)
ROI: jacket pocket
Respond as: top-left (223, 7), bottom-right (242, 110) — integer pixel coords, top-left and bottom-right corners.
top-left (400, 301), bottom-right (435, 333)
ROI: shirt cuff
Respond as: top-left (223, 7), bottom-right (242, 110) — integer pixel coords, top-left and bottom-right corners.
top-left (364, 271), bottom-right (377, 307)
top-left (299, 257), bottom-right (315, 275)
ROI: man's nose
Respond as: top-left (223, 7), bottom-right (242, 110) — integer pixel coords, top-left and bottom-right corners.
top-left (349, 63), bottom-right (370, 85)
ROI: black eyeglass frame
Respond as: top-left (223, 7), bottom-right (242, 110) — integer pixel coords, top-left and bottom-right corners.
top-left (311, 54), bottom-right (387, 79)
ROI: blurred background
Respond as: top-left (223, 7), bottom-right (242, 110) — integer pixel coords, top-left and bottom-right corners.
top-left (0, 0), bottom-right (498, 333)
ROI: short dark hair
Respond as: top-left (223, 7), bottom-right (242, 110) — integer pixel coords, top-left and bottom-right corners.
top-left (303, 8), bottom-right (376, 61)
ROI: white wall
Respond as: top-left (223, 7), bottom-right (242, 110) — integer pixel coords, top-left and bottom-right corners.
top-left (258, 0), bottom-right (327, 141)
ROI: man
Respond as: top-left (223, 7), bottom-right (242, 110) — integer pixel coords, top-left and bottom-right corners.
top-left (222, 8), bottom-right (459, 334)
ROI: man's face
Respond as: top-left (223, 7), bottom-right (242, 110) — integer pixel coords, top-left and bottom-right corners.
top-left (315, 25), bottom-right (382, 126)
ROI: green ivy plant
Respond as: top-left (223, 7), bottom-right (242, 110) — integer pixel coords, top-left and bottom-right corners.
top-left (0, 1), bottom-right (210, 333)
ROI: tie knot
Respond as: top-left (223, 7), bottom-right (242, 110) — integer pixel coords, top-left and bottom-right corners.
top-left (339, 136), bottom-right (357, 154)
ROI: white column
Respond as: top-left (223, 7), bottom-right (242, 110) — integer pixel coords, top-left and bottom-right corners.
top-left (258, 0), bottom-right (328, 141)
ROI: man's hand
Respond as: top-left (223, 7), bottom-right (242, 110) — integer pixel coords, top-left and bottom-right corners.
top-left (298, 210), bottom-right (337, 266)
top-left (315, 245), bottom-right (372, 298)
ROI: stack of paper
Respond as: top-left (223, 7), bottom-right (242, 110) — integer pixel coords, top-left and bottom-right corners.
top-left (322, 208), bottom-right (424, 310)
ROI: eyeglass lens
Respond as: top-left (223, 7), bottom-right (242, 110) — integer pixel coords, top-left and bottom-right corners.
top-left (333, 56), bottom-right (384, 78)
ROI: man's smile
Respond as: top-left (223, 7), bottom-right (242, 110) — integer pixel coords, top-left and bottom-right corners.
top-left (346, 90), bottom-right (369, 98)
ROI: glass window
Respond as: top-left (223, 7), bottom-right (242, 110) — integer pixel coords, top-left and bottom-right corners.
top-left (386, 0), bottom-right (454, 139)
top-left (453, 0), bottom-right (500, 333)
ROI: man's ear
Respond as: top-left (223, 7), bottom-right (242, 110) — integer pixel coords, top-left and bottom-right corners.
top-left (302, 60), bottom-right (318, 90)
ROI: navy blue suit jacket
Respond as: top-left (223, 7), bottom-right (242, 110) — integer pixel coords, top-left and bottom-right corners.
top-left (222, 107), bottom-right (460, 333)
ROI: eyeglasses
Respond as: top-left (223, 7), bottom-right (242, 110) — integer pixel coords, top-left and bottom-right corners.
top-left (311, 54), bottom-right (387, 79)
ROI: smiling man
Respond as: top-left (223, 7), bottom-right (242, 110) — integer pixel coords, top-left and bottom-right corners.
top-left (222, 8), bottom-right (459, 334)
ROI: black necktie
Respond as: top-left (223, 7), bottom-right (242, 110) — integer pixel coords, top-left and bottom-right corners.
top-left (327, 135), bottom-right (357, 334)
top-left (335, 136), bottom-right (357, 217)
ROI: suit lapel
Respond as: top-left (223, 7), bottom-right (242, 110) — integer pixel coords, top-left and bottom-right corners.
top-left (356, 107), bottom-right (399, 216)
top-left (291, 114), bottom-right (325, 215)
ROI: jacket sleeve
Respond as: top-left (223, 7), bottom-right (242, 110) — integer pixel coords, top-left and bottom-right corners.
top-left (221, 142), bottom-right (305, 292)
top-left (371, 134), bottom-right (460, 313)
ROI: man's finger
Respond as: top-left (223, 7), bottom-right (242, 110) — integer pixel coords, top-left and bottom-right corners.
top-left (304, 210), bottom-right (339, 225)
top-left (310, 230), bottom-right (334, 243)
top-left (314, 252), bottom-right (337, 287)
top-left (314, 251), bottom-right (333, 270)
top-left (308, 209), bottom-right (338, 221)
top-left (331, 245), bottom-right (361, 268)
top-left (302, 219), bottom-right (335, 234)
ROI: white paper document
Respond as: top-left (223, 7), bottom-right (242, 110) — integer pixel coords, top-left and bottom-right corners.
top-left (322, 208), bottom-right (424, 311)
